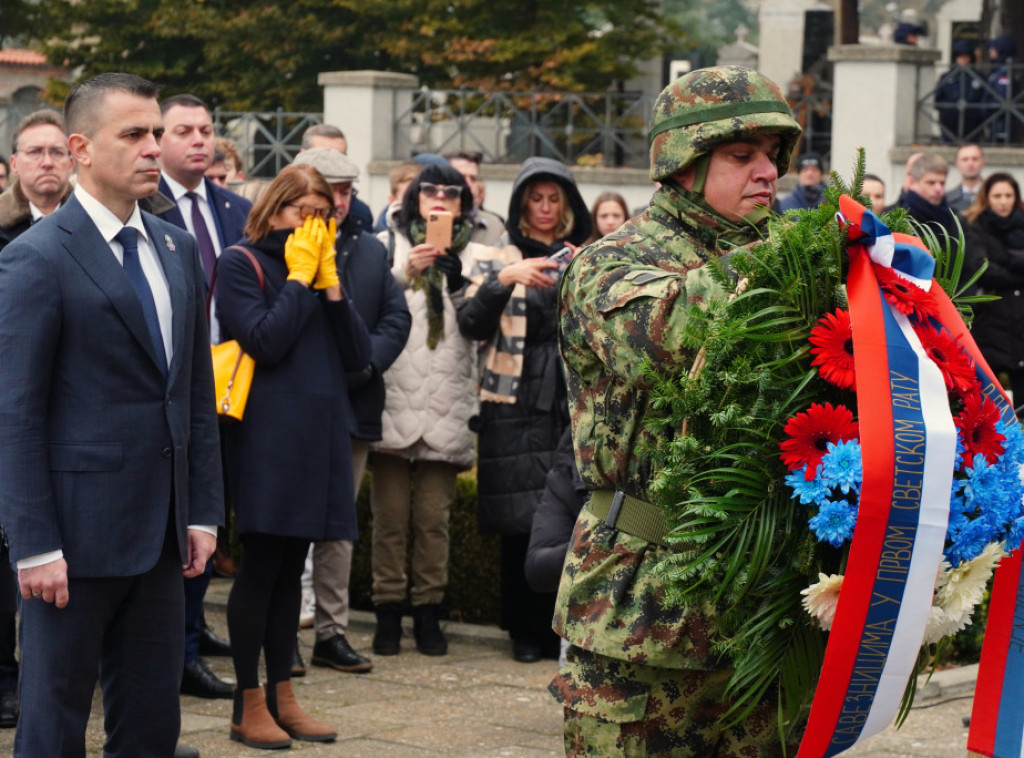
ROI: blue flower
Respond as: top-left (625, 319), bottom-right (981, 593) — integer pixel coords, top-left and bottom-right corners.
top-left (997, 420), bottom-right (1024, 466)
top-left (946, 516), bottom-right (992, 565)
top-left (809, 499), bottom-right (857, 548)
top-left (963, 455), bottom-right (1005, 508)
top-left (1006, 516), bottom-right (1024, 552)
top-left (785, 466), bottom-right (831, 506)
top-left (821, 439), bottom-right (862, 495)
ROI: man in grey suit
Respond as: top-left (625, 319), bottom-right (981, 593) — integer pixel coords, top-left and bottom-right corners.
top-left (0, 72), bottom-right (223, 756)
top-left (945, 143), bottom-right (985, 214)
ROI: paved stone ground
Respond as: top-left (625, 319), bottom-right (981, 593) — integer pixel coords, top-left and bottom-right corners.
top-left (0, 577), bottom-right (983, 756)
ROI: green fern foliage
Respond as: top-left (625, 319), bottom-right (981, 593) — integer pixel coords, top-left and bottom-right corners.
top-left (644, 149), bottom-right (967, 737)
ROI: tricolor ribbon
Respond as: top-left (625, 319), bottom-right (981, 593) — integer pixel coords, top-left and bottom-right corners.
top-left (796, 195), bottom-right (1018, 756)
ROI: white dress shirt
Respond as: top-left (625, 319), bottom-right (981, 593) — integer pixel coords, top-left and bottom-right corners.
top-left (162, 172), bottom-right (225, 343)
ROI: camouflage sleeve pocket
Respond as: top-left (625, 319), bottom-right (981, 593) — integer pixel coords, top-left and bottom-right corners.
top-left (592, 269), bottom-right (680, 317)
top-left (550, 646), bottom-right (651, 724)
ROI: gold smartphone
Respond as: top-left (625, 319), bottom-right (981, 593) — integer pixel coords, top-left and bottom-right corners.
top-left (425, 211), bottom-right (454, 250)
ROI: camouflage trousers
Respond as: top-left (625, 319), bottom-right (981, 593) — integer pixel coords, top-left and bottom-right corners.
top-left (550, 646), bottom-right (803, 757)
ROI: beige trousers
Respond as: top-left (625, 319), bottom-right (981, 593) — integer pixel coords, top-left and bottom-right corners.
top-left (312, 438), bottom-right (370, 641)
top-left (369, 452), bottom-right (457, 607)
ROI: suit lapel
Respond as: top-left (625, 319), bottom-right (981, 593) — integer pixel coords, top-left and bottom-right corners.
top-left (205, 177), bottom-right (234, 249)
top-left (58, 197), bottom-right (169, 378)
top-left (157, 177), bottom-right (187, 230)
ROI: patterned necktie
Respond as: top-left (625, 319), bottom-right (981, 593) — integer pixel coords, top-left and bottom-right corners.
top-left (115, 227), bottom-right (168, 376)
top-left (186, 191), bottom-right (217, 282)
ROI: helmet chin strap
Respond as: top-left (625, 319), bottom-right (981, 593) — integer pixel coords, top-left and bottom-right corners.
top-left (688, 154), bottom-right (711, 194)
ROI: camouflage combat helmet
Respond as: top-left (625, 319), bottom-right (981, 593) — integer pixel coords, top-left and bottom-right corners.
top-left (649, 66), bottom-right (802, 182)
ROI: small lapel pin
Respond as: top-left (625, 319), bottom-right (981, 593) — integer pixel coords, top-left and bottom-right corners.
top-left (164, 234), bottom-right (176, 252)
top-left (225, 201), bottom-right (231, 209)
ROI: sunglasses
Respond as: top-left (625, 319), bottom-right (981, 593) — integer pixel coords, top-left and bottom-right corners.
top-left (420, 183), bottom-right (463, 201)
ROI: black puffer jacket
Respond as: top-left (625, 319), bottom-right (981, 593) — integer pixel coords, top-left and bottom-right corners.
top-left (457, 158), bottom-right (591, 536)
top-left (965, 207), bottom-right (1024, 373)
top-left (524, 427), bottom-right (586, 592)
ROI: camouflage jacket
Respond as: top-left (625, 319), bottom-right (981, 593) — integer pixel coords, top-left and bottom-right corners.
top-left (554, 182), bottom-right (766, 669)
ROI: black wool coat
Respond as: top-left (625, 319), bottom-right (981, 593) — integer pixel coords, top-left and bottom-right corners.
top-left (215, 230), bottom-right (371, 541)
top-left (335, 215), bottom-right (412, 441)
top-left (965, 208), bottom-right (1024, 374)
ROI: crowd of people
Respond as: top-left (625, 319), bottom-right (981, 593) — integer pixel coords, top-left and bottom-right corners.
top-left (0, 70), bottom-right (646, 756)
top-left (0, 61), bottom-right (1021, 758)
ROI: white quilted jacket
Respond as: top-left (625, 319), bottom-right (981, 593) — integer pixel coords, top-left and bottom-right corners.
top-left (372, 228), bottom-right (480, 468)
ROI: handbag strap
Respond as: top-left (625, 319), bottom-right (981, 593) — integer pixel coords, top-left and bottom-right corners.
top-left (206, 245), bottom-right (265, 319)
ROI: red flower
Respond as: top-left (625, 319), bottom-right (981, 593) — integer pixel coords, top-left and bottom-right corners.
top-left (809, 309), bottom-right (856, 390)
top-left (780, 403), bottom-right (859, 477)
top-left (872, 263), bottom-right (940, 321)
top-left (914, 323), bottom-right (980, 396)
top-left (955, 392), bottom-right (1005, 466)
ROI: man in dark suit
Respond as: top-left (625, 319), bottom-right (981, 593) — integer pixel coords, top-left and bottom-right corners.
top-left (143, 93), bottom-right (250, 700)
top-left (0, 72), bottom-right (223, 757)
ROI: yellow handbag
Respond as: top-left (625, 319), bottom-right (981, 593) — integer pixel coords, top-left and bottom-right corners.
top-left (212, 340), bottom-right (255, 420)
top-left (209, 246), bottom-right (264, 421)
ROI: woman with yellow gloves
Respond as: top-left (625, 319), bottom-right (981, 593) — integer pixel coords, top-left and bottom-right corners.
top-left (215, 164), bottom-right (371, 750)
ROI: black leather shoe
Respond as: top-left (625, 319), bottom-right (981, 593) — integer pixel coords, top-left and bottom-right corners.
top-left (173, 743), bottom-right (200, 758)
top-left (180, 659), bottom-right (233, 699)
top-left (512, 640), bottom-right (542, 664)
top-left (312, 634), bottom-right (373, 673)
top-left (199, 624), bottom-right (231, 657)
top-left (292, 639), bottom-right (306, 677)
top-left (0, 689), bottom-right (17, 728)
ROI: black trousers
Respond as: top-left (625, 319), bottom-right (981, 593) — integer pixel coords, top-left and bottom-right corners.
top-left (15, 539), bottom-right (184, 758)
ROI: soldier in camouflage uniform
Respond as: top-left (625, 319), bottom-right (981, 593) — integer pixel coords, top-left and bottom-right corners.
top-left (551, 66), bottom-right (803, 756)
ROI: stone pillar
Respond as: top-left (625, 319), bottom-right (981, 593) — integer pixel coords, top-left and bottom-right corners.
top-left (827, 45), bottom-right (941, 187)
top-left (319, 70), bottom-right (419, 212)
top-left (758, 0), bottom-right (813, 92)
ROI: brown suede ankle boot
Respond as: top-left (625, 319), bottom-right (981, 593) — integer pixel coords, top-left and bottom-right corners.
top-left (230, 687), bottom-right (292, 750)
top-left (265, 680), bottom-right (337, 742)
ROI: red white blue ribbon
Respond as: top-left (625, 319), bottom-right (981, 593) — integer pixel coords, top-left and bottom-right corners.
top-left (797, 196), bottom-right (959, 756)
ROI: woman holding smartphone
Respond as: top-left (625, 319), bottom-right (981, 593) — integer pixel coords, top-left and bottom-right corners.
top-left (370, 163), bottom-right (484, 657)
top-left (456, 157), bottom-right (592, 663)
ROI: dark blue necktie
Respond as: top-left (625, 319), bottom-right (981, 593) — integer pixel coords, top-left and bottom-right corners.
top-left (116, 227), bottom-right (168, 376)
top-left (186, 191), bottom-right (218, 283)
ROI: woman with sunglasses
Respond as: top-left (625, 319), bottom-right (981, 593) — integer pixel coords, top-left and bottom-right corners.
top-left (457, 157), bottom-right (592, 663)
top-left (370, 162), bottom-right (483, 657)
top-left (215, 165), bottom-right (370, 749)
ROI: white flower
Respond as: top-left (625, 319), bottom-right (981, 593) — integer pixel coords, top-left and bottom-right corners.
top-left (801, 573), bottom-right (843, 631)
top-left (924, 542), bottom-right (1005, 645)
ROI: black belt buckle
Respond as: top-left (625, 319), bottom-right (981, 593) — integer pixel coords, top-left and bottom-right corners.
top-left (606, 491), bottom-right (625, 529)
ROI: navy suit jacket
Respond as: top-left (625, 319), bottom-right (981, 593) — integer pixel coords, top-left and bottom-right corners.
top-left (0, 195), bottom-right (224, 577)
top-left (155, 176), bottom-right (251, 259)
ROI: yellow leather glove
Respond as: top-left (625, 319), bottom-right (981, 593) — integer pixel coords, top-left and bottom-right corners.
top-left (284, 215), bottom-right (322, 285)
top-left (313, 216), bottom-right (340, 290)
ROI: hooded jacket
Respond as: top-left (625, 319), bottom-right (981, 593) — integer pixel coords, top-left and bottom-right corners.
top-left (457, 158), bottom-right (591, 535)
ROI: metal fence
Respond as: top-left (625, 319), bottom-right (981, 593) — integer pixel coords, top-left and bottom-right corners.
top-left (390, 84), bottom-right (833, 169)
top-left (391, 88), bottom-right (658, 169)
top-left (916, 61), bottom-right (1024, 145)
top-left (2, 85), bottom-right (836, 173)
top-left (210, 108), bottom-right (322, 177)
